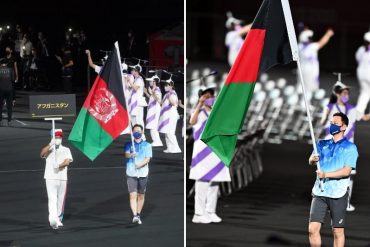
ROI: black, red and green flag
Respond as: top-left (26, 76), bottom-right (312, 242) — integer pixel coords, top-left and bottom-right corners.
top-left (201, 0), bottom-right (294, 166)
top-left (69, 43), bottom-right (129, 160)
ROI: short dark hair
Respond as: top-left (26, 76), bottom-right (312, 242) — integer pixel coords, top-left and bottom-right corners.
top-left (153, 78), bottom-right (160, 84)
top-left (133, 124), bottom-right (143, 131)
top-left (199, 88), bottom-right (215, 98)
top-left (333, 112), bottom-right (349, 126)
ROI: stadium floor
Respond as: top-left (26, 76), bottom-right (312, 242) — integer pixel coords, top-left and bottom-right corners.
top-left (0, 90), bottom-right (184, 247)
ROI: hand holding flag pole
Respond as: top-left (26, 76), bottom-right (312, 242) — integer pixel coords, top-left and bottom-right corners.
top-left (281, 0), bottom-right (324, 191)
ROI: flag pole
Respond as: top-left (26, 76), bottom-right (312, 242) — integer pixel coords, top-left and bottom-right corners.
top-left (281, 0), bottom-right (324, 191)
top-left (114, 42), bottom-right (136, 156)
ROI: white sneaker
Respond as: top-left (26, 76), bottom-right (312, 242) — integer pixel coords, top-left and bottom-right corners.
top-left (192, 214), bottom-right (212, 224)
top-left (57, 221), bottom-right (63, 228)
top-left (151, 142), bottom-right (163, 147)
top-left (137, 216), bottom-right (142, 225)
top-left (207, 213), bottom-right (222, 223)
top-left (132, 216), bottom-right (139, 223)
top-left (346, 204), bottom-right (355, 212)
top-left (164, 149), bottom-right (182, 153)
top-left (50, 219), bottom-right (58, 230)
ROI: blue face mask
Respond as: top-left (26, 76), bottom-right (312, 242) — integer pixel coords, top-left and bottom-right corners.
top-left (133, 131), bottom-right (142, 139)
top-left (329, 124), bottom-right (342, 135)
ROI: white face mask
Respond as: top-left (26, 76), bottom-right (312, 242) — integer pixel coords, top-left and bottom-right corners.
top-left (55, 139), bottom-right (62, 146)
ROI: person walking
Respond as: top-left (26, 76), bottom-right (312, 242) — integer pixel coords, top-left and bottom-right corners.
top-left (124, 124), bottom-right (152, 225)
top-left (308, 112), bottom-right (358, 247)
top-left (40, 129), bottom-right (73, 230)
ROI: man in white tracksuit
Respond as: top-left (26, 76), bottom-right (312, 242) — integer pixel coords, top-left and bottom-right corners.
top-left (298, 28), bottom-right (334, 103)
top-left (40, 129), bottom-right (73, 230)
top-left (355, 31), bottom-right (370, 121)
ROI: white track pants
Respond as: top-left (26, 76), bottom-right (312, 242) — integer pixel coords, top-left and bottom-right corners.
top-left (194, 181), bottom-right (219, 215)
top-left (45, 179), bottom-right (67, 225)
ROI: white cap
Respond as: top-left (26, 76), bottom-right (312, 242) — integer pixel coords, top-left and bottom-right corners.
top-left (334, 81), bottom-right (350, 90)
top-left (145, 75), bottom-right (160, 81)
top-left (129, 64), bottom-right (142, 72)
top-left (364, 31), bottom-right (370, 42)
top-left (121, 63), bottom-right (128, 71)
top-left (299, 29), bottom-right (314, 43)
top-left (225, 11), bottom-right (242, 29)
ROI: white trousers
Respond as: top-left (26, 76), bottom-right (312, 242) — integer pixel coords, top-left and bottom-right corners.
top-left (45, 179), bottom-right (67, 225)
top-left (131, 108), bottom-right (146, 140)
top-left (150, 129), bottom-right (163, 145)
top-left (356, 77), bottom-right (370, 120)
top-left (165, 133), bottom-right (181, 152)
top-left (194, 181), bottom-right (219, 215)
top-left (131, 107), bottom-right (145, 127)
top-left (348, 176), bottom-right (354, 206)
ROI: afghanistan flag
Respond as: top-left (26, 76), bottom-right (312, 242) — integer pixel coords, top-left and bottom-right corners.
top-left (69, 42), bottom-right (129, 161)
top-left (201, 0), bottom-right (294, 166)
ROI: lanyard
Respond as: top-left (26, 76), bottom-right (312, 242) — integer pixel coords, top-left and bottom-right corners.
top-left (335, 103), bottom-right (348, 115)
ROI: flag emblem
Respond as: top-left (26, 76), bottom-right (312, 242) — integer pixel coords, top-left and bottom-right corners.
top-left (87, 87), bottom-right (119, 124)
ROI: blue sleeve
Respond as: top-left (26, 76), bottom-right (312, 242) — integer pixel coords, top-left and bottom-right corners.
top-left (145, 143), bottom-right (153, 158)
top-left (344, 144), bottom-right (358, 169)
top-left (124, 143), bottom-right (131, 153)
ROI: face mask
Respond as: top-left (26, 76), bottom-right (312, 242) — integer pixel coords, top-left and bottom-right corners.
top-left (165, 86), bottom-right (171, 92)
top-left (133, 131), bottom-right (142, 139)
top-left (340, 95), bottom-right (349, 103)
top-left (204, 97), bottom-right (215, 107)
top-left (329, 124), bottom-right (342, 136)
top-left (149, 81), bottom-right (154, 87)
top-left (55, 139), bottom-right (62, 146)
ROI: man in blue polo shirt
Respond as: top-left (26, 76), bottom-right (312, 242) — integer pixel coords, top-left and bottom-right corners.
top-left (124, 124), bottom-right (152, 225)
top-left (308, 112), bottom-right (358, 247)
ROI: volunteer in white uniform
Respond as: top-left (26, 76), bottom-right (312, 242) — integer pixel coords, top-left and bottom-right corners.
top-left (355, 31), bottom-right (370, 120)
top-left (321, 82), bottom-right (370, 212)
top-left (40, 129), bottom-right (73, 230)
top-left (189, 88), bottom-right (231, 224)
top-left (127, 65), bottom-right (147, 130)
top-left (144, 75), bottom-right (163, 146)
top-left (158, 81), bottom-right (181, 153)
top-left (298, 28), bottom-right (334, 103)
top-left (225, 12), bottom-right (251, 67)
top-left (85, 49), bottom-right (128, 75)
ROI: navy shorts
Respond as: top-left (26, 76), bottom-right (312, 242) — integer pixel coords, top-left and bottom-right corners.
top-left (309, 192), bottom-right (348, 228)
top-left (127, 176), bottom-right (148, 194)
